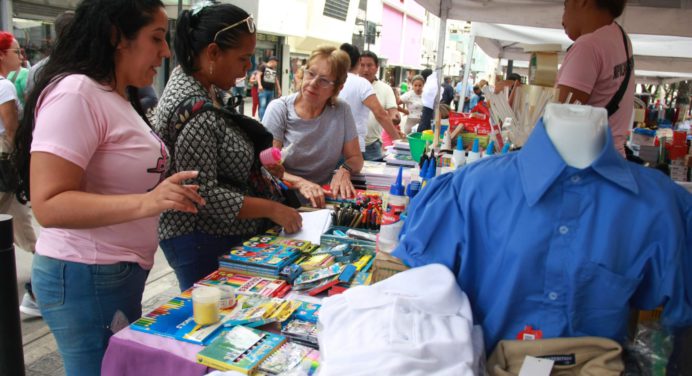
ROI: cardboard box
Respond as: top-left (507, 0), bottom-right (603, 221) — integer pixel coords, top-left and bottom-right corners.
top-left (370, 251), bottom-right (409, 283)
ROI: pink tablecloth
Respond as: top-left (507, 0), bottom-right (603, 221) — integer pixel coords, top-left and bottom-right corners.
top-left (101, 327), bottom-right (207, 376)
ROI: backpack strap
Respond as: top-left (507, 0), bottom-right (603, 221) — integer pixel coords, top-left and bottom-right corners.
top-left (166, 94), bottom-right (273, 159)
top-left (605, 24), bottom-right (633, 117)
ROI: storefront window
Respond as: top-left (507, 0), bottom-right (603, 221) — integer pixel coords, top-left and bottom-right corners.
top-left (12, 18), bottom-right (54, 65)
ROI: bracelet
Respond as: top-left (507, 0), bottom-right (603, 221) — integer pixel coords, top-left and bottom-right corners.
top-left (339, 162), bottom-right (353, 174)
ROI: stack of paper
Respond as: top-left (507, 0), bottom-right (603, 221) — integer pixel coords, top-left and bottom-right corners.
top-left (348, 161), bottom-right (412, 191)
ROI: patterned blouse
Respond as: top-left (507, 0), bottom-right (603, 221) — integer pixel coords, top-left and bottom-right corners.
top-left (154, 66), bottom-right (270, 240)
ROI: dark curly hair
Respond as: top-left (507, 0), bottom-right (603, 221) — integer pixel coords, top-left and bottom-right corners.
top-left (13, 0), bottom-right (165, 204)
top-left (174, 2), bottom-right (253, 75)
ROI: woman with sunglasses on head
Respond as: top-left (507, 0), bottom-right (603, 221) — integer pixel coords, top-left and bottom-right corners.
top-left (12, 1), bottom-right (204, 373)
top-left (154, 2), bottom-right (302, 291)
top-left (263, 46), bottom-right (363, 208)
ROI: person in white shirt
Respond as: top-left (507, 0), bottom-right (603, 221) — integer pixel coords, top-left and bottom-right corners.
top-left (397, 74), bottom-right (424, 134)
top-left (418, 68), bottom-right (436, 132)
top-left (338, 43), bottom-right (399, 153)
top-left (359, 51), bottom-right (403, 161)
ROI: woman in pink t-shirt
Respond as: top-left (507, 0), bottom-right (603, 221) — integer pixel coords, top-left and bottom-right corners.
top-left (13, 0), bottom-right (204, 374)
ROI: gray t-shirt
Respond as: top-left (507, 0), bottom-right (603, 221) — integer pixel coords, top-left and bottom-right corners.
top-left (263, 93), bottom-right (358, 185)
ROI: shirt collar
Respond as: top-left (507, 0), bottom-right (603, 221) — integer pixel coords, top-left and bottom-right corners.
top-left (518, 119), bottom-right (638, 206)
top-left (343, 264), bottom-right (468, 316)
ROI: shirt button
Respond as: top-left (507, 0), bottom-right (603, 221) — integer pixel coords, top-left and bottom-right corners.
top-left (559, 225), bottom-right (569, 235)
top-left (571, 175), bottom-right (581, 183)
top-left (548, 292), bottom-right (558, 300)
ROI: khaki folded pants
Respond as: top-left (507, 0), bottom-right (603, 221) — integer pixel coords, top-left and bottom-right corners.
top-left (487, 337), bottom-right (624, 376)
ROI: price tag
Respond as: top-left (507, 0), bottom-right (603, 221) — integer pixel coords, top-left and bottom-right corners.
top-left (518, 356), bottom-right (554, 376)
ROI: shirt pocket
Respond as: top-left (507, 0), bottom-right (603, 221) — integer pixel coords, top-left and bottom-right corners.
top-left (571, 261), bottom-right (641, 337)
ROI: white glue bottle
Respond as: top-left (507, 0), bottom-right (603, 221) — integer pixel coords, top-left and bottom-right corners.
top-left (452, 136), bottom-right (466, 169)
top-left (466, 138), bottom-right (482, 164)
top-left (377, 167), bottom-right (408, 254)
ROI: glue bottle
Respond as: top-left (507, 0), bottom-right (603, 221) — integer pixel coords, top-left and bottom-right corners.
top-left (377, 167), bottom-right (407, 254)
top-left (452, 136), bottom-right (466, 169)
top-left (259, 143), bottom-right (294, 167)
top-left (467, 138), bottom-right (481, 164)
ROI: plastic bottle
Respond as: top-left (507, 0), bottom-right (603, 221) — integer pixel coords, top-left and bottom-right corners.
top-left (259, 143), bottom-right (294, 167)
top-left (452, 136), bottom-right (466, 169)
top-left (467, 138), bottom-right (481, 164)
top-left (483, 140), bottom-right (495, 158)
top-left (406, 180), bottom-right (421, 200)
top-left (377, 167), bottom-right (408, 253)
top-left (259, 147), bottom-right (282, 167)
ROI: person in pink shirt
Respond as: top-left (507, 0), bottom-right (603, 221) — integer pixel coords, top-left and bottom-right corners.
top-left (13, 0), bottom-right (204, 374)
top-left (557, 0), bottom-right (634, 156)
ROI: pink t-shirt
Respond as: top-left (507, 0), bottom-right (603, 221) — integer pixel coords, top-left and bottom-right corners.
top-left (556, 22), bottom-right (635, 156)
top-left (31, 75), bottom-right (169, 269)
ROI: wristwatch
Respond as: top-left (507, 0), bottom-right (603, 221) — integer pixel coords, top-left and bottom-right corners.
top-left (339, 162), bottom-right (353, 174)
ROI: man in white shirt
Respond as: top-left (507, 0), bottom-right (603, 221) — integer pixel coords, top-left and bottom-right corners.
top-left (338, 44), bottom-right (400, 153)
top-left (419, 68), bottom-right (436, 132)
top-left (359, 51), bottom-right (402, 161)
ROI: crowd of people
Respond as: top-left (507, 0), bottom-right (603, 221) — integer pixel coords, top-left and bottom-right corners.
top-left (1, 0), bottom-right (499, 350)
top-left (1, 0), bottom-right (662, 374)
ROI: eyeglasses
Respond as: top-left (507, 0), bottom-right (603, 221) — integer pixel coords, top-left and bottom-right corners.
top-left (303, 68), bottom-right (336, 89)
top-left (213, 16), bottom-right (256, 43)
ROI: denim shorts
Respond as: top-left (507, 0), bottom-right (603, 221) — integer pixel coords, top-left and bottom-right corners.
top-left (32, 254), bottom-right (148, 376)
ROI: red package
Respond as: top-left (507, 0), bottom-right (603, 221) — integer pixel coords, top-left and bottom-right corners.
top-left (448, 111), bottom-right (491, 136)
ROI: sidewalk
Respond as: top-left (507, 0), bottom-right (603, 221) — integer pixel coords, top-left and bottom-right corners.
top-left (18, 249), bottom-right (181, 375)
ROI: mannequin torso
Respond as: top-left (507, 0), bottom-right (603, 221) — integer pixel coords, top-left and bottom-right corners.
top-left (543, 103), bottom-right (608, 169)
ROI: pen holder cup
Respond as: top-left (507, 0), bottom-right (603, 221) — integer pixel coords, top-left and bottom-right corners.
top-left (192, 285), bottom-right (220, 325)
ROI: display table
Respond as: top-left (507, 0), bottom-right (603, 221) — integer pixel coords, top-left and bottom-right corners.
top-left (101, 291), bottom-right (322, 375)
top-left (101, 327), bottom-right (207, 376)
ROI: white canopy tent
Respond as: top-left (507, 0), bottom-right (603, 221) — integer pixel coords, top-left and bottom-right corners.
top-left (415, 0), bottom-right (692, 104)
top-left (473, 23), bottom-right (692, 84)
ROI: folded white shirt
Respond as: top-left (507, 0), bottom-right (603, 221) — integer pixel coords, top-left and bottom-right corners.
top-left (318, 263), bottom-right (483, 375)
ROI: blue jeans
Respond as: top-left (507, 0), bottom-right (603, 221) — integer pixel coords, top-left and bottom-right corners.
top-left (160, 232), bottom-right (243, 291)
top-left (258, 89), bottom-right (275, 120)
top-left (364, 140), bottom-right (384, 161)
top-left (32, 254), bottom-right (149, 376)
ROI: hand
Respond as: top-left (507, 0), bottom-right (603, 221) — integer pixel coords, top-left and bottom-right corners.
top-left (258, 86), bottom-right (264, 92)
top-left (265, 164), bottom-right (285, 179)
top-left (329, 169), bottom-right (355, 200)
top-left (143, 170), bottom-right (205, 217)
top-left (269, 203), bottom-right (302, 233)
top-left (295, 178), bottom-right (326, 208)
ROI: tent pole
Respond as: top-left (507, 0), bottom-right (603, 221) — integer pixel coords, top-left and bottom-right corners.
top-left (458, 25), bottom-right (475, 114)
top-left (433, 0), bottom-right (450, 150)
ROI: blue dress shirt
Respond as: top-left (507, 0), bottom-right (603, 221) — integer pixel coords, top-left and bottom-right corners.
top-left (393, 120), bottom-right (692, 352)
